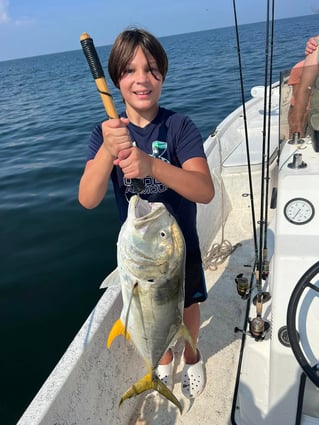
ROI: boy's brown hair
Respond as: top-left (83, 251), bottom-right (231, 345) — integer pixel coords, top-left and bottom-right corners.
top-left (108, 28), bottom-right (168, 88)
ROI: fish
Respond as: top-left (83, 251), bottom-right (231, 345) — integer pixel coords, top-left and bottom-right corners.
top-left (106, 194), bottom-right (195, 413)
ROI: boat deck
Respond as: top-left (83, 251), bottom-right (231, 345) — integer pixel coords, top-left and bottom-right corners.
top-left (128, 205), bottom-right (256, 425)
top-left (17, 84), bottom-right (278, 425)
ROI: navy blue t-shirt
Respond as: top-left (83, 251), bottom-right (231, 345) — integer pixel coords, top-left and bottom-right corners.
top-left (87, 107), bottom-right (206, 263)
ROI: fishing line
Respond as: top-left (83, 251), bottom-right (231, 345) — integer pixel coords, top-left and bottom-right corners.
top-left (97, 89), bottom-right (114, 98)
top-left (232, 0), bottom-right (258, 261)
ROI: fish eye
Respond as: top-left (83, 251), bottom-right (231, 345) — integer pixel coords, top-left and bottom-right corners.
top-left (160, 230), bottom-right (167, 238)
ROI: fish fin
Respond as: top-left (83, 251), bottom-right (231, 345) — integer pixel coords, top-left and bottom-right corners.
top-left (99, 268), bottom-right (119, 289)
top-left (107, 319), bottom-right (131, 348)
top-left (107, 282), bottom-right (138, 348)
top-left (119, 373), bottom-right (182, 414)
top-left (179, 323), bottom-right (197, 356)
top-left (123, 281), bottom-right (138, 343)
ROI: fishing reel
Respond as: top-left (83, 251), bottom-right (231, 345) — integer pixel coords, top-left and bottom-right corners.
top-left (250, 291), bottom-right (271, 340)
top-left (248, 315), bottom-right (270, 340)
top-left (235, 274), bottom-right (250, 299)
top-left (234, 274), bottom-right (271, 341)
top-left (235, 262), bottom-right (270, 299)
top-left (235, 316), bottom-right (270, 341)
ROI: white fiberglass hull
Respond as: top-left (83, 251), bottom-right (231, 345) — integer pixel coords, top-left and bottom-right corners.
top-left (19, 78), bottom-right (319, 425)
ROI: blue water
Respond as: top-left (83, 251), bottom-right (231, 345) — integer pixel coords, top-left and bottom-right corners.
top-left (1, 13), bottom-right (318, 424)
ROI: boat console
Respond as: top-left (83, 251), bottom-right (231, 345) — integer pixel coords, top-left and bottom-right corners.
top-left (232, 71), bottom-right (319, 425)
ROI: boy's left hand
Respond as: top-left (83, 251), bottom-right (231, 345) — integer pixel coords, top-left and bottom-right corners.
top-left (114, 147), bottom-right (153, 179)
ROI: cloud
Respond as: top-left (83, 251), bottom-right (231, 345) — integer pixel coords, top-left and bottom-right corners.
top-left (0, 1), bottom-right (34, 26)
top-left (0, 0), bottom-right (9, 23)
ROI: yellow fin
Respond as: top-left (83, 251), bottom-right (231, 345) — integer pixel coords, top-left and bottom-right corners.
top-left (106, 319), bottom-right (131, 348)
top-left (179, 323), bottom-right (197, 355)
top-left (119, 373), bottom-right (182, 414)
top-left (107, 283), bottom-right (138, 349)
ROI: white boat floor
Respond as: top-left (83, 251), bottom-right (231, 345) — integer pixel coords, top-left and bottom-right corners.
top-left (128, 206), bottom-right (256, 425)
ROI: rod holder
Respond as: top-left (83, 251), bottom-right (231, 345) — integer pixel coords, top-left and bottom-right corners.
top-left (288, 153), bottom-right (307, 169)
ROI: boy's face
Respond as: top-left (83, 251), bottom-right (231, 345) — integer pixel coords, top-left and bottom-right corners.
top-left (119, 47), bottom-right (163, 120)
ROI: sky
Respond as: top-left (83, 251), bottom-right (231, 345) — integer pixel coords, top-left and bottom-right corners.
top-left (0, 0), bottom-right (317, 62)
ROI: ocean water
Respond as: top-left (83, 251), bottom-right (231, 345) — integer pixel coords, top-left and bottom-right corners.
top-left (1, 13), bottom-right (318, 424)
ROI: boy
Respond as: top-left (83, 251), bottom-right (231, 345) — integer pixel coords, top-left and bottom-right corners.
top-left (78, 28), bottom-right (214, 398)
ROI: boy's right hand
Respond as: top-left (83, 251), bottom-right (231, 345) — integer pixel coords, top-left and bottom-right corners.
top-left (101, 117), bottom-right (132, 159)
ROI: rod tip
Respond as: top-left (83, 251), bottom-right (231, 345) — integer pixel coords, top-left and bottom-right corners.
top-left (80, 32), bottom-right (91, 41)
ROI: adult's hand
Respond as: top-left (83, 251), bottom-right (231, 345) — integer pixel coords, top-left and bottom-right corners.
top-left (305, 36), bottom-right (319, 55)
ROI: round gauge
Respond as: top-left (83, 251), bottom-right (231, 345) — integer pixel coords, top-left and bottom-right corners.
top-left (284, 198), bottom-right (315, 225)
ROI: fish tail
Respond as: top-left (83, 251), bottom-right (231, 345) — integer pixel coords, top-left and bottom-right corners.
top-left (107, 318), bottom-right (131, 348)
top-left (119, 373), bottom-right (182, 413)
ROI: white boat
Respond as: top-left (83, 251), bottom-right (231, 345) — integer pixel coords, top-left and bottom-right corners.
top-left (230, 74), bottom-right (319, 424)
top-left (17, 68), bottom-right (319, 424)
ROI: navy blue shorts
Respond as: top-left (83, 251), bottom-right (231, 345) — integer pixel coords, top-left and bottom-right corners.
top-left (184, 262), bottom-right (208, 308)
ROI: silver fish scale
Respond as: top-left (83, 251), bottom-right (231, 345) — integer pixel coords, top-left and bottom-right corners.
top-left (117, 195), bottom-right (186, 369)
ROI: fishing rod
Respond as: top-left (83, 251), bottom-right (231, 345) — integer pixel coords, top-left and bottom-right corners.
top-left (80, 33), bottom-right (118, 119)
top-left (232, 0), bottom-right (272, 340)
top-left (262, 0), bottom-right (275, 271)
top-left (257, 0), bottom-right (275, 293)
top-left (232, 0), bottom-right (259, 263)
top-left (247, 0), bottom-right (274, 339)
top-left (80, 32), bottom-right (144, 192)
top-left (230, 2), bottom-right (271, 409)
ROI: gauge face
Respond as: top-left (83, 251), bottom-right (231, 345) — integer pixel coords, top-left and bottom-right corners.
top-left (284, 198), bottom-right (315, 225)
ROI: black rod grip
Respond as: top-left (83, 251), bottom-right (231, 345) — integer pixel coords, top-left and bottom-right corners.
top-left (80, 32), bottom-right (118, 119)
top-left (80, 33), bottom-right (105, 80)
